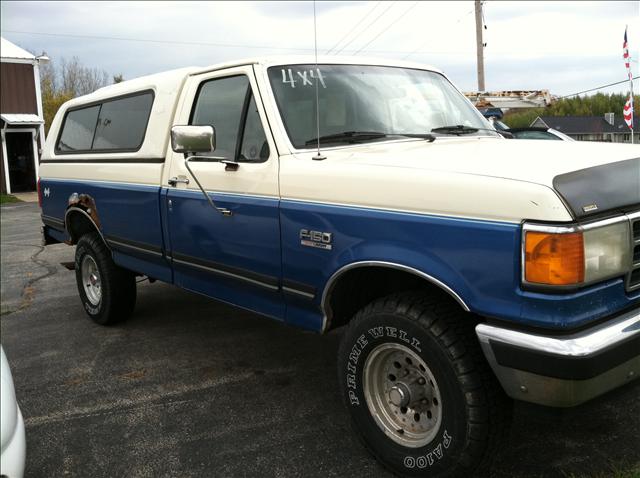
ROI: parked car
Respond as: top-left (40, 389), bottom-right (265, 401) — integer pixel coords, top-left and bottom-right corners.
top-left (483, 116), bottom-right (514, 138)
top-left (38, 57), bottom-right (639, 477)
top-left (1, 345), bottom-right (26, 478)
top-left (485, 116), bottom-right (572, 141)
top-left (507, 126), bottom-right (574, 141)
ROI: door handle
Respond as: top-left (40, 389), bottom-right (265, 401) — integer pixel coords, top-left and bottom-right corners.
top-left (217, 208), bottom-right (233, 217)
top-left (168, 176), bottom-right (190, 186)
top-left (221, 160), bottom-right (239, 172)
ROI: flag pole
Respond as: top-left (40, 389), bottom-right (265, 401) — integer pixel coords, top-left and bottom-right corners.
top-left (629, 25), bottom-right (633, 144)
top-left (624, 25), bottom-right (635, 143)
top-left (631, 27), bottom-right (634, 145)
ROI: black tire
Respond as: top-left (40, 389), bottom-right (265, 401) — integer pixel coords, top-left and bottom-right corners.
top-left (74, 232), bottom-right (136, 325)
top-left (337, 292), bottom-right (511, 477)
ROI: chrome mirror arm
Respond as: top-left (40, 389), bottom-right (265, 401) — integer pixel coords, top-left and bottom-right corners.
top-left (184, 156), bottom-right (232, 216)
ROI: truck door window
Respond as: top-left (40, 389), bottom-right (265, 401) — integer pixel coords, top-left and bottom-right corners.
top-left (190, 76), bottom-right (249, 160)
top-left (238, 95), bottom-right (269, 162)
top-left (191, 75), bottom-right (269, 163)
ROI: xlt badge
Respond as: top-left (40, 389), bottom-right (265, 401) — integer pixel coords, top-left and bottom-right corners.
top-left (300, 229), bottom-right (332, 250)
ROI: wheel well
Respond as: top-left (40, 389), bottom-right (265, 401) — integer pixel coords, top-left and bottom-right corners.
top-left (65, 208), bottom-right (103, 245)
top-left (324, 266), bottom-right (467, 331)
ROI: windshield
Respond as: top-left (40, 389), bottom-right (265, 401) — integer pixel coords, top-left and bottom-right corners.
top-left (268, 64), bottom-right (496, 149)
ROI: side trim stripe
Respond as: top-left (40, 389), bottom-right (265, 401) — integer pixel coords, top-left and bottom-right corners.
top-left (282, 279), bottom-right (316, 299)
top-left (41, 157), bottom-right (166, 164)
top-left (41, 214), bottom-right (65, 230)
top-left (105, 235), bottom-right (163, 257)
top-left (171, 252), bottom-right (279, 291)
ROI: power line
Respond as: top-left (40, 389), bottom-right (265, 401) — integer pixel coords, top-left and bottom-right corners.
top-left (333, 2), bottom-right (396, 55)
top-left (3, 29), bottom-right (314, 52)
top-left (353, 1), bottom-right (420, 55)
top-left (559, 76), bottom-right (639, 98)
top-left (2, 29), bottom-right (473, 56)
top-left (401, 7), bottom-right (474, 59)
top-left (325, 1), bottom-right (381, 54)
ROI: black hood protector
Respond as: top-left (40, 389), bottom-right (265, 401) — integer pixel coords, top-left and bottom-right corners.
top-left (553, 158), bottom-right (640, 220)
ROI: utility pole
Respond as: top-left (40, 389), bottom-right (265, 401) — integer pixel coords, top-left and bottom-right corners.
top-left (475, 0), bottom-right (485, 92)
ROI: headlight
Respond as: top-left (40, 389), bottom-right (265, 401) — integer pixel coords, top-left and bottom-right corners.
top-left (523, 217), bottom-right (631, 287)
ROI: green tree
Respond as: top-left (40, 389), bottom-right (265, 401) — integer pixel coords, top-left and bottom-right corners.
top-left (503, 93), bottom-right (638, 128)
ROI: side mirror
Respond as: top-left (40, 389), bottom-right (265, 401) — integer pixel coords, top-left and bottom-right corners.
top-left (170, 125), bottom-right (216, 153)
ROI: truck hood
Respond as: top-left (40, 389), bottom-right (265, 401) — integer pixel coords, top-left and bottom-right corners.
top-left (323, 137), bottom-right (637, 187)
top-left (314, 137), bottom-right (640, 219)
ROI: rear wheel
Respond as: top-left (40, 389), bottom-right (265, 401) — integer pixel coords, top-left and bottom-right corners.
top-left (337, 292), bottom-right (511, 477)
top-left (74, 232), bottom-right (136, 325)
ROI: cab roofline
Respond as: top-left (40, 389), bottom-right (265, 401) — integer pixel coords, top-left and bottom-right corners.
top-left (190, 55), bottom-right (443, 76)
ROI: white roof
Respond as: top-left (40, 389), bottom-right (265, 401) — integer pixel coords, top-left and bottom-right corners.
top-left (1, 114), bottom-right (44, 124)
top-left (78, 55), bottom-right (442, 103)
top-left (0, 37), bottom-right (36, 62)
top-left (190, 55), bottom-right (442, 76)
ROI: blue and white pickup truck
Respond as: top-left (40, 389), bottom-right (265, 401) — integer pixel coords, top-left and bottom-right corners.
top-left (39, 57), bottom-right (639, 477)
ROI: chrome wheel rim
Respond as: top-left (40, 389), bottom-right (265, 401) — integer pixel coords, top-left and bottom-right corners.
top-left (363, 343), bottom-right (442, 448)
top-left (81, 255), bottom-right (101, 306)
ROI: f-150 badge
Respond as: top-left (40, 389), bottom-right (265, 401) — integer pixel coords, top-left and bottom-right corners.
top-left (300, 229), bottom-right (332, 250)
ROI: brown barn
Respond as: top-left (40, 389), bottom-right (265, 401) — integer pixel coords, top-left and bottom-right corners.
top-left (1, 37), bottom-right (47, 194)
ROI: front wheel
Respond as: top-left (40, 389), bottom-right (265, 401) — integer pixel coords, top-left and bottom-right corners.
top-left (74, 232), bottom-right (136, 325)
top-left (337, 292), bottom-right (511, 477)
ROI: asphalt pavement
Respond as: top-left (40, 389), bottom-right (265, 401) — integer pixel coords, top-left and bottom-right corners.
top-left (1, 201), bottom-right (639, 478)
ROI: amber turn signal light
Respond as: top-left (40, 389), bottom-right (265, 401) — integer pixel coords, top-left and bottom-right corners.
top-left (524, 231), bottom-right (585, 285)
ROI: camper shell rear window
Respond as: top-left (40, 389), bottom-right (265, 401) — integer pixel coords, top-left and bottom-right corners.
top-left (55, 90), bottom-right (154, 154)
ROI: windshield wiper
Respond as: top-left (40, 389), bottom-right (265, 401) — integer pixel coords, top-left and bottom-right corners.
top-left (305, 131), bottom-right (437, 146)
top-left (396, 133), bottom-right (436, 142)
top-left (431, 125), bottom-right (500, 136)
top-left (305, 131), bottom-right (389, 146)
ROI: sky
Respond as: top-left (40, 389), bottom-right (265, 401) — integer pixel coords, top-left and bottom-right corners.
top-left (1, 1), bottom-right (639, 97)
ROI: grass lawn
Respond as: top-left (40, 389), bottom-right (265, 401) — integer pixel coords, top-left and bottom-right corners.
top-left (0, 194), bottom-right (22, 204)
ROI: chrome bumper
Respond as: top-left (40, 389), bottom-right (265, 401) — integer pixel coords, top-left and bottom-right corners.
top-left (476, 307), bottom-right (640, 407)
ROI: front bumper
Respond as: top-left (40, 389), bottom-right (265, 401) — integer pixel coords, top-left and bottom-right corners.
top-left (476, 306), bottom-right (640, 407)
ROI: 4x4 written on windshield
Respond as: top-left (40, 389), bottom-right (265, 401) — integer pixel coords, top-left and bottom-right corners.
top-left (267, 64), bottom-right (497, 149)
top-left (281, 67), bottom-right (326, 88)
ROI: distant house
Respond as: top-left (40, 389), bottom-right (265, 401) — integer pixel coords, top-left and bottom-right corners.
top-left (531, 114), bottom-right (638, 143)
top-left (1, 37), bottom-right (47, 194)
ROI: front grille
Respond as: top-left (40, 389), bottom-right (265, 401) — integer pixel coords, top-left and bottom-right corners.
top-left (628, 212), bottom-right (640, 291)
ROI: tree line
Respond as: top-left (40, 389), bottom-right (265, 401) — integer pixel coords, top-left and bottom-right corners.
top-left (503, 92), bottom-right (639, 128)
top-left (40, 56), bottom-right (123, 133)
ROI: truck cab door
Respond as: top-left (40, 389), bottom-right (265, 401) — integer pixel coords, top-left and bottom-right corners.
top-left (165, 65), bottom-right (283, 320)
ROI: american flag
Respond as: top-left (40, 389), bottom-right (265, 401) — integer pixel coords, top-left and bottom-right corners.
top-left (624, 94), bottom-right (634, 129)
top-left (623, 27), bottom-right (634, 130)
top-left (624, 27), bottom-right (632, 79)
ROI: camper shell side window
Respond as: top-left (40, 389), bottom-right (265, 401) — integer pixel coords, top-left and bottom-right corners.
top-left (55, 90), bottom-right (155, 154)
